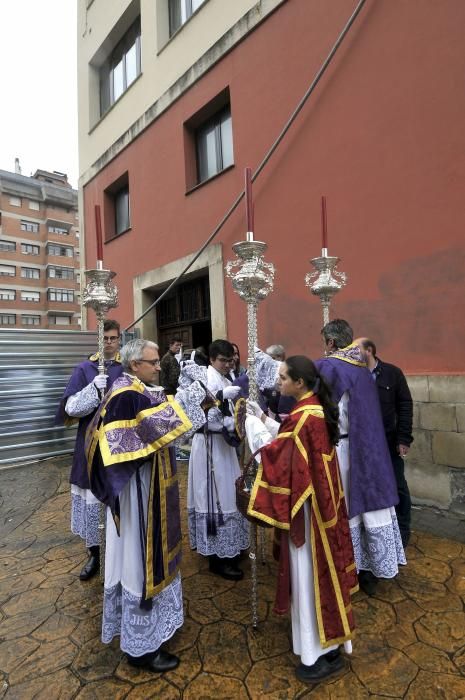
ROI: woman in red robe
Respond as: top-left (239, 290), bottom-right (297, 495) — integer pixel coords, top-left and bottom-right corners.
top-left (245, 356), bottom-right (358, 684)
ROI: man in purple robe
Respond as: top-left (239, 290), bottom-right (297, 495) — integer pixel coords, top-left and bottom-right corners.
top-left (55, 319), bottom-right (123, 581)
top-left (315, 319), bottom-right (406, 596)
top-left (85, 339), bottom-right (207, 673)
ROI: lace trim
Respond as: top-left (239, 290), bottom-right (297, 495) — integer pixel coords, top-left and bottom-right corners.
top-left (174, 380), bottom-right (207, 440)
top-left (188, 509), bottom-right (250, 558)
top-left (350, 513), bottom-right (406, 578)
top-left (255, 350), bottom-right (280, 390)
top-left (65, 382), bottom-right (100, 418)
top-left (102, 574), bottom-right (183, 656)
top-left (71, 492), bottom-right (101, 547)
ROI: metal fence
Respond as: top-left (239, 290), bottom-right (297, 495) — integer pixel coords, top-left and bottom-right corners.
top-left (0, 329), bottom-right (100, 468)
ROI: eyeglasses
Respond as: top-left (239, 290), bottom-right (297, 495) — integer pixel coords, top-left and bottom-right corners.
top-left (137, 359), bottom-right (161, 367)
top-left (104, 336), bottom-right (119, 342)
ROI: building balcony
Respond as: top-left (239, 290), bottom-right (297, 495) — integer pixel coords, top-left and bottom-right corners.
top-left (46, 301), bottom-right (80, 313)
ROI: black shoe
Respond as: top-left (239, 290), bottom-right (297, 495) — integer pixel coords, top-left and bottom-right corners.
top-left (324, 648), bottom-right (341, 664)
top-left (209, 555), bottom-right (244, 581)
top-left (79, 546), bottom-right (100, 581)
top-left (296, 653), bottom-right (345, 684)
top-left (358, 570), bottom-right (378, 596)
top-left (127, 649), bottom-right (180, 673)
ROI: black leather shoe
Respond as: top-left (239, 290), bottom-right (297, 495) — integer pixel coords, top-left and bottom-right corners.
top-left (358, 570), bottom-right (378, 596)
top-left (296, 653), bottom-right (345, 684)
top-left (127, 649), bottom-right (180, 673)
top-left (79, 546), bottom-right (100, 581)
top-left (209, 556), bottom-right (244, 581)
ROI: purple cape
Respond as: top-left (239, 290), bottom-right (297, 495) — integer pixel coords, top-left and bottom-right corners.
top-left (315, 356), bottom-right (398, 518)
top-left (86, 375), bottom-right (191, 600)
top-left (55, 358), bottom-right (123, 489)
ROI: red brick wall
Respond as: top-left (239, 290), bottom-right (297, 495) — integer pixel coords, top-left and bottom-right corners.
top-left (83, 0), bottom-right (465, 373)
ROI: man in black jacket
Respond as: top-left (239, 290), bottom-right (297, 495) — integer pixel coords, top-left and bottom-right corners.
top-left (360, 339), bottom-right (413, 547)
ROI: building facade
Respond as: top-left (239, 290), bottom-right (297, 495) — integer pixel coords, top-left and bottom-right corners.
top-left (77, 0), bottom-right (465, 512)
top-left (0, 168), bottom-right (80, 329)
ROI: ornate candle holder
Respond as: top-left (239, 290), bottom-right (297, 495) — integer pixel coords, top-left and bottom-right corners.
top-left (305, 250), bottom-right (347, 326)
top-left (82, 263), bottom-right (118, 582)
top-left (226, 239), bottom-right (275, 400)
top-left (226, 235), bottom-right (275, 628)
top-left (82, 265), bottom-right (118, 376)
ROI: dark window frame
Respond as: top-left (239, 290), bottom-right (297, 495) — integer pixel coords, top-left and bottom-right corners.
top-left (99, 18), bottom-right (141, 117)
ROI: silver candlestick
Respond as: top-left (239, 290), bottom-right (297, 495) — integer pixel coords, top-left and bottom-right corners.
top-left (82, 263), bottom-right (119, 377)
top-left (226, 232), bottom-right (275, 628)
top-left (82, 262), bottom-right (118, 581)
top-left (305, 249), bottom-right (347, 326)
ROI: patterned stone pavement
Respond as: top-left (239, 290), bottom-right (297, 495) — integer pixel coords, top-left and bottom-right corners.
top-left (1, 458), bottom-right (465, 699)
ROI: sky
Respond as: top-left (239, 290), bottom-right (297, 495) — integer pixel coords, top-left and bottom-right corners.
top-left (0, 1), bottom-right (78, 188)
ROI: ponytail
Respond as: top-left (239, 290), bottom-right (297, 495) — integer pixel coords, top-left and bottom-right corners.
top-left (285, 356), bottom-right (340, 446)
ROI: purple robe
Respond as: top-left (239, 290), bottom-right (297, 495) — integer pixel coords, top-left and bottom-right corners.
top-left (85, 374), bottom-right (192, 601)
top-left (315, 352), bottom-right (398, 519)
top-left (55, 357), bottom-right (123, 489)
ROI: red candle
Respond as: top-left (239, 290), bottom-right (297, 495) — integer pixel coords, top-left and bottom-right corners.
top-left (95, 204), bottom-right (104, 262)
top-left (321, 195), bottom-right (328, 250)
top-left (245, 167), bottom-right (254, 232)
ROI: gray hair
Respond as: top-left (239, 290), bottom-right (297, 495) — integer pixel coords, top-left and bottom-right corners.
top-left (120, 339), bottom-right (158, 371)
top-left (321, 319), bottom-right (353, 349)
top-left (266, 344), bottom-right (285, 360)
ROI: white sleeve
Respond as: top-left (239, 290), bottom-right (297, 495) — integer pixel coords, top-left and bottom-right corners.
top-left (245, 415), bottom-right (274, 462)
top-left (263, 415), bottom-right (280, 438)
top-left (65, 382), bottom-right (100, 418)
top-left (174, 380), bottom-right (207, 440)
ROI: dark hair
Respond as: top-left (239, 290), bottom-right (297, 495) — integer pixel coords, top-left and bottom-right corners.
top-left (170, 337), bottom-right (182, 345)
top-left (321, 319), bottom-right (353, 349)
top-left (231, 343), bottom-right (241, 372)
top-left (104, 319), bottom-right (120, 334)
top-left (285, 355), bottom-right (340, 446)
top-left (361, 338), bottom-right (377, 356)
top-left (209, 339), bottom-right (234, 361)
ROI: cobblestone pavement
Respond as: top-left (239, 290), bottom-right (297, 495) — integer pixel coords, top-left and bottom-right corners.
top-left (1, 458), bottom-right (465, 699)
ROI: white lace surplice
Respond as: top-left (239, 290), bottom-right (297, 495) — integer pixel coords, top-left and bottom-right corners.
top-left (67, 383), bottom-right (102, 547)
top-left (103, 461), bottom-right (183, 656)
top-left (337, 392), bottom-right (406, 577)
top-left (187, 365), bottom-right (249, 558)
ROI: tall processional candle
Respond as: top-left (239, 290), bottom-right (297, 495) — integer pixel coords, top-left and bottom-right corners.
top-left (321, 195), bottom-right (328, 256)
top-left (245, 167), bottom-right (254, 241)
top-left (95, 204), bottom-right (104, 267)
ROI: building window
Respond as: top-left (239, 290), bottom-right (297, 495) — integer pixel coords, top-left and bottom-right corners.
top-left (9, 196), bottom-right (21, 207)
top-left (0, 240), bottom-right (16, 252)
top-left (48, 288), bottom-right (74, 303)
top-left (28, 200), bottom-right (40, 211)
top-left (99, 18), bottom-right (141, 116)
top-left (0, 289), bottom-right (15, 301)
top-left (114, 185), bottom-right (130, 235)
top-left (21, 221), bottom-right (40, 233)
top-left (21, 290), bottom-right (40, 303)
top-left (21, 243), bottom-right (40, 255)
top-left (0, 314), bottom-right (16, 325)
top-left (169, 0), bottom-right (206, 36)
top-left (49, 315), bottom-right (71, 325)
top-left (47, 244), bottom-right (73, 257)
top-left (47, 266), bottom-right (74, 280)
top-left (22, 315), bottom-right (40, 326)
top-left (0, 265), bottom-right (16, 277)
top-left (48, 225), bottom-right (69, 235)
top-left (21, 267), bottom-right (40, 279)
top-left (195, 105), bottom-right (234, 184)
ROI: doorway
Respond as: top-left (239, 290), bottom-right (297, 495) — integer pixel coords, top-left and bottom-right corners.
top-left (156, 274), bottom-right (212, 357)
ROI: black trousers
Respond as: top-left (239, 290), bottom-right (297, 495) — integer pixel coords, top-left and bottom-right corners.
top-left (389, 446), bottom-right (411, 548)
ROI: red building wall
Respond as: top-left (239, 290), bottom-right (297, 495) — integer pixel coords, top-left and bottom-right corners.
top-left (83, 0), bottom-right (465, 373)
